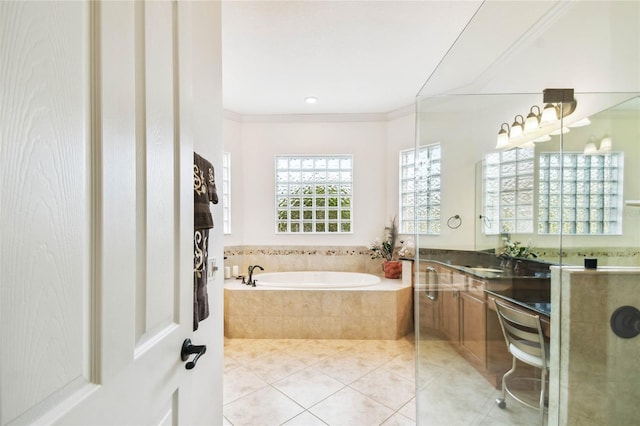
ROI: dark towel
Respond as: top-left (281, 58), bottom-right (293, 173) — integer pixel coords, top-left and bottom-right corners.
top-left (194, 152), bottom-right (219, 230)
top-left (194, 228), bottom-right (210, 330)
top-left (193, 152), bottom-right (218, 330)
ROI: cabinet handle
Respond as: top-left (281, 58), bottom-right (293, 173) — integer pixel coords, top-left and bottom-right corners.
top-left (425, 267), bottom-right (438, 301)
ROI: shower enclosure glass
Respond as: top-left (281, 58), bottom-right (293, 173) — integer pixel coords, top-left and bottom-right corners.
top-left (413, 2), bottom-right (640, 424)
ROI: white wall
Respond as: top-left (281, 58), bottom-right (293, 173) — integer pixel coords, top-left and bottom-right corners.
top-left (223, 114), bottom-right (415, 247)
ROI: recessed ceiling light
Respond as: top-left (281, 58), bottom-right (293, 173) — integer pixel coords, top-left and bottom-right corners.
top-left (305, 97), bottom-right (318, 104)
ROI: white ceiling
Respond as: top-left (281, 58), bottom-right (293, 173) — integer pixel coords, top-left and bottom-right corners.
top-left (221, 1), bottom-right (484, 116)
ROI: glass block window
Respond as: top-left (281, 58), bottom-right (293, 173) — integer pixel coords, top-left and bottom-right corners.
top-left (483, 147), bottom-right (535, 235)
top-left (538, 152), bottom-right (623, 235)
top-left (222, 152), bottom-right (231, 234)
top-left (399, 144), bottom-right (441, 234)
top-left (275, 155), bottom-right (353, 233)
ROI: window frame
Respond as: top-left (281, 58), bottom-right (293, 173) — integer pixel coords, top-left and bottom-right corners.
top-left (399, 143), bottom-right (441, 235)
top-left (482, 147), bottom-right (535, 235)
top-left (538, 151), bottom-right (623, 235)
top-left (274, 154), bottom-right (354, 234)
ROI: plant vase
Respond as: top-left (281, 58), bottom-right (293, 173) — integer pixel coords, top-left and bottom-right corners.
top-left (383, 260), bottom-right (402, 279)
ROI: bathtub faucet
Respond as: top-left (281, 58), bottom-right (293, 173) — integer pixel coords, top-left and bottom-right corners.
top-left (247, 265), bottom-right (264, 287)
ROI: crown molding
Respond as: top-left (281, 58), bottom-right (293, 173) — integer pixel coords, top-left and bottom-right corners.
top-left (223, 102), bottom-right (416, 123)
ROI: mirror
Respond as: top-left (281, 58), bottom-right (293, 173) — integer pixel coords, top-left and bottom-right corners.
top-left (475, 96), bottom-right (640, 266)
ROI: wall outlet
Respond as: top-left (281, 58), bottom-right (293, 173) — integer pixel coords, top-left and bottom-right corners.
top-left (207, 257), bottom-right (217, 279)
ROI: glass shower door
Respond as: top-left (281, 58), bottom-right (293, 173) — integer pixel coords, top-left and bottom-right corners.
top-left (412, 2), bottom-right (640, 424)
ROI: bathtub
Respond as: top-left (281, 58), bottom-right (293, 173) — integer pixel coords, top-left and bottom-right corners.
top-left (253, 271), bottom-right (381, 289)
top-left (224, 271), bottom-right (412, 339)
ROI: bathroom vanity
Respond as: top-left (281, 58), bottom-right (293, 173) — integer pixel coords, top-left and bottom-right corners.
top-left (415, 258), bottom-right (551, 388)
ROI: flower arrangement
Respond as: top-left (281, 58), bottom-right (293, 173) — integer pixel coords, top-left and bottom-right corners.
top-left (500, 239), bottom-right (538, 259)
top-left (368, 216), bottom-right (398, 261)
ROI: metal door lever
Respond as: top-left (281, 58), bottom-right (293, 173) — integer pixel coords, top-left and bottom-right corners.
top-left (181, 338), bottom-right (207, 369)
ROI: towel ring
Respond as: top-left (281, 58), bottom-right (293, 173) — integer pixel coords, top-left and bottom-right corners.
top-left (447, 215), bottom-right (462, 229)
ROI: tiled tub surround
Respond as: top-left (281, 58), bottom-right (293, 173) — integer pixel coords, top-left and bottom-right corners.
top-left (224, 245), bottom-right (386, 278)
top-left (224, 278), bottom-right (413, 340)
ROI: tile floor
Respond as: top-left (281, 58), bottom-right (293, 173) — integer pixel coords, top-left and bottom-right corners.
top-left (223, 334), bottom-right (541, 426)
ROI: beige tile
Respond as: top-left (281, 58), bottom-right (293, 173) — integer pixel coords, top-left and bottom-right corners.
top-left (342, 292), bottom-right (363, 316)
top-left (224, 386), bottom-right (304, 426)
top-left (222, 365), bottom-right (268, 405)
top-left (262, 316), bottom-right (284, 339)
top-left (281, 410), bottom-right (328, 426)
top-left (224, 339), bottom-right (280, 365)
top-left (311, 350), bottom-right (385, 385)
top-left (383, 351), bottom-right (416, 382)
top-left (350, 368), bottom-right (415, 410)
top-left (398, 398), bottom-right (416, 421)
top-left (321, 292), bottom-right (342, 317)
top-left (282, 316), bottom-right (304, 338)
top-left (309, 386), bottom-right (395, 426)
top-left (263, 291), bottom-right (284, 316)
top-left (381, 412), bottom-right (416, 426)
top-left (246, 351), bottom-right (308, 384)
top-left (302, 291), bottom-right (323, 316)
top-left (283, 291), bottom-right (304, 317)
top-left (273, 367), bottom-right (345, 408)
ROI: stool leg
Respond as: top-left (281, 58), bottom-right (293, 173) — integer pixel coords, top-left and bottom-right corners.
top-left (496, 356), bottom-right (517, 409)
top-left (539, 367), bottom-right (547, 425)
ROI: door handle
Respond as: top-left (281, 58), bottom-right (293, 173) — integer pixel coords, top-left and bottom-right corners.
top-left (181, 338), bottom-right (207, 369)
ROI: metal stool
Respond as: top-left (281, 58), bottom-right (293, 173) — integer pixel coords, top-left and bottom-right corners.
top-left (494, 298), bottom-right (549, 425)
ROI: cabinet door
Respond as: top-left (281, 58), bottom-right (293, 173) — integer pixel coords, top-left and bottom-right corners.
top-left (441, 287), bottom-right (460, 343)
top-left (417, 266), bottom-right (442, 331)
top-left (460, 292), bottom-right (487, 368)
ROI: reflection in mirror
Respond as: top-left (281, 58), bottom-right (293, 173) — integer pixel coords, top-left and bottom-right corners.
top-left (476, 96), bottom-right (640, 266)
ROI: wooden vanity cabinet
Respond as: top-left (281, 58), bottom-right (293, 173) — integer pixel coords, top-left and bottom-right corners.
top-left (441, 268), bottom-right (464, 344)
top-left (460, 277), bottom-right (487, 369)
top-left (440, 285), bottom-right (460, 343)
top-left (415, 261), bottom-right (549, 389)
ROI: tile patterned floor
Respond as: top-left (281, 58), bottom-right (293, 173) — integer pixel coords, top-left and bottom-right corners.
top-left (223, 335), bottom-right (541, 426)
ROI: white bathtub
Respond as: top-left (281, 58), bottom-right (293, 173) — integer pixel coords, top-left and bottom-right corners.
top-left (253, 271), bottom-right (381, 289)
top-left (224, 270), bottom-right (412, 339)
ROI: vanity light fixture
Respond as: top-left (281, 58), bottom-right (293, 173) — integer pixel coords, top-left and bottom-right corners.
top-left (510, 115), bottom-right (525, 139)
top-left (496, 123), bottom-right (510, 148)
top-left (524, 106), bottom-right (541, 133)
top-left (305, 96), bottom-right (318, 104)
top-left (495, 89), bottom-right (578, 150)
top-left (599, 136), bottom-right (612, 153)
top-left (540, 103), bottom-right (559, 124)
top-left (583, 137), bottom-right (599, 155)
top-left (583, 135), bottom-right (612, 155)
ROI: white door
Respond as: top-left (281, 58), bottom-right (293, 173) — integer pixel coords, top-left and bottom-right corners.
top-left (1, 1), bottom-right (215, 424)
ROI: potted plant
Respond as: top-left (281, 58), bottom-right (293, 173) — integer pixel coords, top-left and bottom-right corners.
top-left (369, 216), bottom-right (402, 279)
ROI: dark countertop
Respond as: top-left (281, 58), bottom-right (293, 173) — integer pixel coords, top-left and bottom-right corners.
top-left (415, 258), bottom-right (552, 317)
top-left (485, 289), bottom-right (551, 317)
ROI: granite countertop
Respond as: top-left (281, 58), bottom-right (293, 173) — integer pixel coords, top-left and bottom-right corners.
top-left (415, 258), bottom-right (552, 316)
top-left (485, 288), bottom-right (551, 317)
top-left (417, 259), bottom-right (551, 280)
